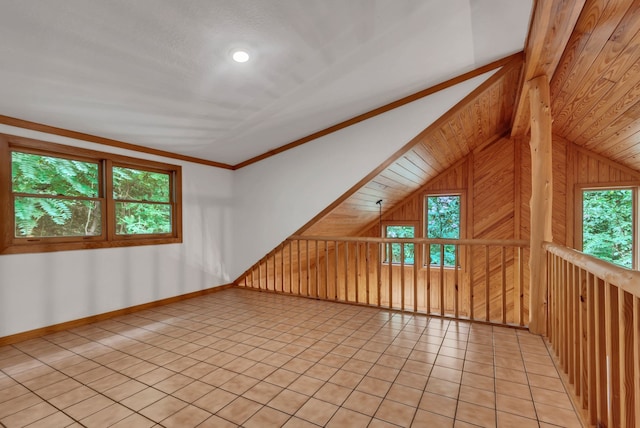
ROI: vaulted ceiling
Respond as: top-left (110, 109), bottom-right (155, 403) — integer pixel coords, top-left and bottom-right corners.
top-left (2, 0), bottom-right (640, 241)
top-left (299, 0), bottom-right (640, 237)
top-left (0, 0), bottom-right (532, 167)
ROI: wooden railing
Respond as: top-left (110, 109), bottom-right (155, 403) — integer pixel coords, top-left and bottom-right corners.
top-left (236, 236), bottom-right (529, 326)
top-left (544, 243), bottom-right (640, 428)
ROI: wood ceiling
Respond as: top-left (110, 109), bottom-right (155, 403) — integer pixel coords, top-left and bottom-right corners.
top-left (299, 0), bottom-right (640, 238)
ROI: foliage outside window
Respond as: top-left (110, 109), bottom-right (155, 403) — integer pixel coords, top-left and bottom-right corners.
top-left (426, 195), bottom-right (460, 266)
top-left (12, 152), bottom-right (102, 238)
top-left (113, 166), bottom-right (172, 235)
top-left (385, 225), bottom-right (415, 264)
top-left (1, 135), bottom-right (182, 254)
top-left (582, 188), bottom-right (634, 269)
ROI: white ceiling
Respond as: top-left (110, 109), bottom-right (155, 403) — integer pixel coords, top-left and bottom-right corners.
top-left (0, 0), bottom-right (532, 166)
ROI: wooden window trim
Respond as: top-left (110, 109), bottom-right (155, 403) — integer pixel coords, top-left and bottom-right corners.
top-left (0, 134), bottom-right (182, 255)
top-left (575, 182), bottom-right (639, 270)
top-left (382, 221), bottom-right (418, 265)
top-left (422, 190), bottom-right (465, 269)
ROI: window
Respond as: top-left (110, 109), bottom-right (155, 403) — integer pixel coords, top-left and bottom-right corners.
top-left (1, 135), bottom-right (182, 254)
top-left (384, 224), bottom-right (415, 264)
top-left (581, 187), bottom-right (636, 269)
top-left (425, 194), bottom-right (461, 266)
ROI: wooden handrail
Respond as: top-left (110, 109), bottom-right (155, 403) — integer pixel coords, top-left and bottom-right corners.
top-left (237, 236), bottom-right (530, 327)
top-left (289, 235), bottom-right (529, 247)
top-left (543, 242), bottom-right (640, 297)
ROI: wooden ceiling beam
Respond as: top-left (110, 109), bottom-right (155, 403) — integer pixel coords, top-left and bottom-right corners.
top-left (511, 0), bottom-right (586, 138)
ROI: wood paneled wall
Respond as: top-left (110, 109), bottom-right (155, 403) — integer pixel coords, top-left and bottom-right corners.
top-left (238, 134), bottom-right (640, 326)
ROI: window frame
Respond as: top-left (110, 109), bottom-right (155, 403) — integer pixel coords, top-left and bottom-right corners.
top-left (423, 191), bottom-right (465, 268)
top-left (382, 221), bottom-right (417, 265)
top-left (1, 134), bottom-right (182, 254)
top-left (575, 183), bottom-right (639, 270)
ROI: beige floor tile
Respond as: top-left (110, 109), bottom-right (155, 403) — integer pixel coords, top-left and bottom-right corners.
top-left (282, 416), bottom-right (320, 428)
top-left (219, 373), bottom-right (259, 395)
top-left (267, 389), bottom-right (309, 414)
top-left (263, 368), bottom-right (299, 388)
top-left (425, 377), bottom-right (460, 399)
top-left (243, 381), bottom-right (283, 404)
top-left (305, 363), bottom-right (338, 381)
top-left (531, 386), bottom-right (574, 410)
top-left (161, 404), bottom-right (211, 428)
top-left (412, 409), bottom-right (454, 428)
top-left (287, 374), bottom-right (324, 396)
top-left (461, 371), bottom-right (495, 392)
top-left (497, 411), bottom-right (539, 428)
top-left (342, 390), bottom-right (383, 416)
top-left (22, 410), bottom-right (75, 428)
top-left (80, 402), bottom-right (133, 427)
top-left (108, 413), bottom-right (156, 428)
top-left (216, 396), bottom-right (262, 425)
top-left (329, 369), bottom-right (364, 388)
top-left (313, 382), bottom-right (351, 406)
top-left (326, 407), bottom-right (372, 427)
top-left (455, 401), bottom-right (496, 428)
top-left (535, 402), bottom-right (582, 428)
top-left (294, 397), bottom-right (338, 426)
top-left (0, 290), bottom-right (585, 428)
top-left (356, 376), bottom-right (392, 397)
top-left (386, 383), bottom-right (422, 407)
top-left (139, 395), bottom-right (187, 422)
top-left (1, 401), bottom-right (57, 427)
top-left (375, 398), bottom-right (417, 427)
top-left (65, 394), bottom-right (115, 420)
top-left (459, 384), bottom-right (495, 409)
top-left (244, 406), bottom-right (290, 428)
top-left (419, 391), bottom-right (457, 418)
top-left (120, 387), bottom-right (166, 411)
top-left (494, 378), bottom-right (532, 400)
top-left (496, 393), bottom-right (536, 418)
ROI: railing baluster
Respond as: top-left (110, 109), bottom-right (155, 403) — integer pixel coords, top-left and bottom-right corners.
top-left (289, 241), bottom-right (293, 294)
top-left (518, 246), bottom-right (523, 326)
top-left (305, 240), bottom-right (310, 297)
top-left (469, 246), bottom-right (474, 321)
top-left (345, 241), bottom-right (349, 303)
top-left (633, 295), bottom-right (640, 428)
top-left (324, 240), bottom-right (329, 300)
top-left (400, 242), bottom-right (405, 312)
top-left (355, 242), bottom-right (360, 304)
top-left (501, 246), bottom-right (506, 324)
top-left (334, 241), bottom-right (339, 301)
top-left (377, 242), bottom-right (382, 307)
top-left (366, 242), bottom-right (370, 305)
top-left (440, 244), bottom-right (445, 317)
top-left (586, 272), bottom-right (596, 425)
top-left (485, 245), bottom-right (490, 322)
top-left (388, 242), bottom-right (393, 310)
top-left (315, 240), bottom-right (319, 298)
top-left (454, 244), bottom-right (459, 319)
top-left (426, 248), bottom-right (431, 314)
top-left (413, 243), bottom-right (418, 313)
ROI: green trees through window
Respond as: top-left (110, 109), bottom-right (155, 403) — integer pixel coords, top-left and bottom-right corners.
top-left (385, 225), bottom-right (415, 264)
top-left (582, 189), bottom-right (634, 268)
top-left (426, 195), bottom-right (460, 266)
top-left (113, 167), bottom-right (172, 235)
top-left (2, 135), bottom-right (182, 254)
top-left (12, 152), bottom-right (102, 237)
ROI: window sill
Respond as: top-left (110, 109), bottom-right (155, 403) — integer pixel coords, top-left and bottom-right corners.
top-left (0, 237), bottom-right (182, 255)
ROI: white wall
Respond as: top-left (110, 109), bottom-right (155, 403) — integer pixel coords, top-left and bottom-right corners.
top-left (0, 125), bottom-right (234, 337)
top-left (231, 71), bottom-right (494, 278)
top-left (0, 71), bottom-right (492, 337)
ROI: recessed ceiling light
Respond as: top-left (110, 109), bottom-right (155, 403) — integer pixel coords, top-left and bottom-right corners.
top-left (232, 50), bottom-right (250, 63)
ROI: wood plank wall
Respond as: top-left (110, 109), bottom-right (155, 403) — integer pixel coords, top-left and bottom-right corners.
top-left (238, 134), bottom-right (640, 326)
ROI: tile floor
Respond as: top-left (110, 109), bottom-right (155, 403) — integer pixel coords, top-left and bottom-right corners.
top-left (0, 288), bottom-right (584, 427)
